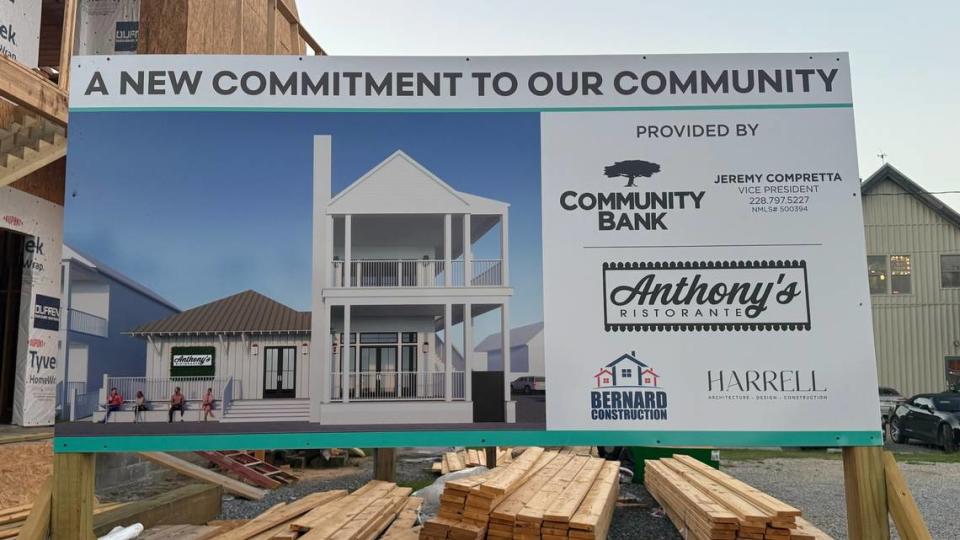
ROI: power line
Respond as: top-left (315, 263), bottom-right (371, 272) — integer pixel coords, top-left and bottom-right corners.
top-left (862, 190), bottom-right (960, 196)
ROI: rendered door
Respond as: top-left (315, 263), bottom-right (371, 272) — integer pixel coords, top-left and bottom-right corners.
top-left (263, 346), bottom-right (296, 398)
top-left (359, 346), bottom-right (398, 398)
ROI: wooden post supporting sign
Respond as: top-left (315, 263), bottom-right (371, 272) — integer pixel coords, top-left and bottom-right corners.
top-left (373, 448), bottom-right (396, 481)
top-left (842, 446), bottom-right (890, 540)
top-left (52, 453), bottom-right (96, 540)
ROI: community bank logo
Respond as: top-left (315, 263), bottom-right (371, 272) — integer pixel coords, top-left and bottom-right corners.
top-left (602, 260), bottom-right (811, 332)
top-left (2, 215), bottom-right (23, 227)
top-left (603, 160), bottom-right (661, 187)
top-left (558, 159), bottom-right (705, 231)
top-left (589, 350), bottom-right (668, 421)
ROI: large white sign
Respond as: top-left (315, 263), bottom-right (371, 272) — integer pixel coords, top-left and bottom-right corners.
top-left (67, 53), bottom-right (878, 443)
top-left (0, 0), bottom-right (41, 67)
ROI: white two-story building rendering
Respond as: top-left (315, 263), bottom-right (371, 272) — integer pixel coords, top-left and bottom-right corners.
top-left (312, 136), bottom-right (516, 425)
top-left (104, 137), bottom-right (517, 425)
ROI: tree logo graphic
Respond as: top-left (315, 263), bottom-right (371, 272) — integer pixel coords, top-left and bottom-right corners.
top-left (603, 160), bottom-right (661, 187)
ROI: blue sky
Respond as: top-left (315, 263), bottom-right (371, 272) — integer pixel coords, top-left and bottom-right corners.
top-left (299, 0), bottom-right (960, 212)
top-left (65, 112), bottom-right (543, 338)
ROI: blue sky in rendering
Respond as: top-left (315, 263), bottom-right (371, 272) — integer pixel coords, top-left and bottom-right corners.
top-left (65, 111), bottom-right (542, 339)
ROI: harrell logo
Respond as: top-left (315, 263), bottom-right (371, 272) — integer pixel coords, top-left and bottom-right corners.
top-left (2, 215), bottom-right (23, 227)
top-left (559, 159), bottom-right (705, 231)
top-left (590, 351), bottom-right (668, 421)
top-left (603, 260), bottom-right (811, 332)
top-left (707, 370), bottom-right (827, 402)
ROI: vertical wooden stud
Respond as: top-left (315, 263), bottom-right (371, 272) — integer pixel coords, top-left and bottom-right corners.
top-left (52, 453), bottom-right (96, 540)
top-left (18, 478), bottom-right (53, 540)
top-left (842, 446), bottom-right (890, 540)
top-left (373, 448), bottom-right (396, 481)
top-left (266, 0), bottom-right (277, 54)
top-left (58, 0), bottom-right (79, 90)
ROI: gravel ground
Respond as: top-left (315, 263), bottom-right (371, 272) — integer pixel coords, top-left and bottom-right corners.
top-left (724, 458), bottom-right (960, 540)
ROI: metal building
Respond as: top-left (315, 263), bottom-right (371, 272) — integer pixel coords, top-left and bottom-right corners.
top-left (862, 164), bottom-right (960, 396)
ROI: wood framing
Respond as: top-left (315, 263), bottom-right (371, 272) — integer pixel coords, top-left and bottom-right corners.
top-left (0, 56), bottom-right (69, 126)
top-left (51, 453), bottom-right (96, 540)
top-left (882, 451), bottom-right (932, 540)
top-left (17, 478), bottom-right (53, 540)
top-left (58, 0), bottom-right (78, 91)
top-left (842, 447), bottom-right (890, 540)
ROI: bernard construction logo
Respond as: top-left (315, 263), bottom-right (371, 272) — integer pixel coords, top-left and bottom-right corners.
top-left (603, 259), bottom-right (810, 332)
top-left (590, 350), bottom-right (668, 421)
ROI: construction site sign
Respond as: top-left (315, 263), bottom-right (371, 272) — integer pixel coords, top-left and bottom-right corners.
top-left (57, 53), bottom-right (879, 450)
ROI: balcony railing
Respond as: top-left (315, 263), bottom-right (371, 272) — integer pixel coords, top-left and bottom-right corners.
top-left (331, 371), bottom-right (465, 401)
top-left (68, 308), bottom-right (108, 337)
top-left (331, 259), bottom-right (502, 288)
top-left (103, 376), bottom-right (231, 403)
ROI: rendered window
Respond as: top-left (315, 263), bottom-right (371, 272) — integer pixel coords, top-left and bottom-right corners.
top-left (401, 332), bottom-right (417, 343)
top-left (867, 256), bottom-right (888, 294)
top-left (942, 255), bottom-right (960, 288)
top-left (889, 255), bottom-right (911, 294)
top-left (360, 332), bottom-right (398, 344)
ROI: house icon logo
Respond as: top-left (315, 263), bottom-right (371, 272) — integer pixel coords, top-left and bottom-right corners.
top-left (589, 350), bottom-right (668, 422)
top-left (593, 350), bottom-right (661, 389)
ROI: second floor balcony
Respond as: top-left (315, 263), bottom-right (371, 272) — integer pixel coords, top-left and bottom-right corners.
top-left (332, 258), bottom-right (503, 288)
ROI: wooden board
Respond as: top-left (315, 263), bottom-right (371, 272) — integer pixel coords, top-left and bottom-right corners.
top-left (211, 490), bottom-right (346, 540)
top-left (139, 452), bottom-right (268, 500)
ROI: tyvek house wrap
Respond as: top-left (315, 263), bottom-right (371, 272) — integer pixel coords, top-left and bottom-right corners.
top-left (1, 186), bottom-right (63, 426)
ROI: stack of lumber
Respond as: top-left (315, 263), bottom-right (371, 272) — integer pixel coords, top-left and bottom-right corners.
top-left (432, 448), bottom-right (513, 475)
top-left (645, 455), bottom-right (833, 540)
top-left (421, 447), bottom-right (619, 540)
top-left (0, 500), bottom-right (128, 539)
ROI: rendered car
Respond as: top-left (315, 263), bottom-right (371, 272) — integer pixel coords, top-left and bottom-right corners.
top-left (511, 376), bottom-right (545, 394)
top-left (879, 386), bottom-right (906, 424)
top-left (889, 393), bottom-right (960, 452)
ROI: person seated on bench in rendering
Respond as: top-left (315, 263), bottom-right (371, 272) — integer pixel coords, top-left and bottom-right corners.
top-left (100, 387), bottom-right (123, 423)
top-left (202, 387), bottom-right (215, 421)
top-left (168, 387), bottom-right (186, 422)
top-left (134, 390), bottom-right (148, 423)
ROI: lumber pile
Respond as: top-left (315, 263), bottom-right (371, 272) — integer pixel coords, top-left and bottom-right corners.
top-left (420, 448), bottom-right (619, 540)
top-left (645, 455), bottom-right (833, 540)
top-left (432, 448), bottom-right (512, 475)
top-left (0, 500), bottom-right (129, 539)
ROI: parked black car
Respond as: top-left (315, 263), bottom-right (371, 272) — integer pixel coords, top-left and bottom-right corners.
top-left (889, 393), bottom-right (960, 452)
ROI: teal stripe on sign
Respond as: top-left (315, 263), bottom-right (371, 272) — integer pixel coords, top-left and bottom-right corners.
top-left (54, 430), bottom-right (881, 453)
top-left (67, 103), bottom-right (853, 114)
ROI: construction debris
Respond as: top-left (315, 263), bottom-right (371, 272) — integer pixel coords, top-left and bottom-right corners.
top-left (421, 447), bottom-right (619, 540)
top-left (139, 453), bottom-right (270, 500)
top-left (195, 451), bottom-right (298, 490)
top-left (0, 498), bottom-right (132, 539)
top-left (431, 448), bottom-right (513, 475)
top-left (645, 455), bottom-right (833, 540)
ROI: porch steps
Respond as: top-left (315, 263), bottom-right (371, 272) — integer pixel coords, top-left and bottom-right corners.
top-left (221, 398), bottom-right (310, 423)
top-left (0, 110), bottom-right (67, 188)
top-left (194, 450), bottom-right (298, 489)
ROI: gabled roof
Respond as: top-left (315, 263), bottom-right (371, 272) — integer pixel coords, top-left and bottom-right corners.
top-left (64, 244), bottom-right (179, 312)
top-left (328, 150), bottom-right (508, 215)
top-left (475, 322), bottom-right (543, 352)
top-left (606, 353), bottom-right (647, 369)
top-left (129, 290), bottom-right (309, 336)
top-left (593, 368), bottom-right (613, 378)
top-left (861, 164), bottom-right (960, 229)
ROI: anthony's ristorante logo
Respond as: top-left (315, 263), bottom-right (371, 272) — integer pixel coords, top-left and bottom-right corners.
top-left (590, 351), bottom-right (668, 421)
top-left (559, 159), bottom-right (706, 231)
top-left (603, 260), bottom-right (810, 332)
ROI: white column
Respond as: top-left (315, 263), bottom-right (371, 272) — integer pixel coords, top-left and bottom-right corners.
top-left (342, 304), bottom-right (351, 404)
top-left (464, 303), bottom-right (473, 402)
top-left (500, 213), bottom-right (509, 286)
top-left (321, 301), bottom-right (331, 404)
top-left (310, 135), bottom-right (332, 422)
top-left (443, 214), bottom-right (452, 286)
top-left (344, 215), bottom-right (352, 287)
top-left (501, 303), bottom-right (511, 401)
top-left (463, 214), bottom-right (472, 287)
top-left (444, 303), bottom-right (452, 402)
